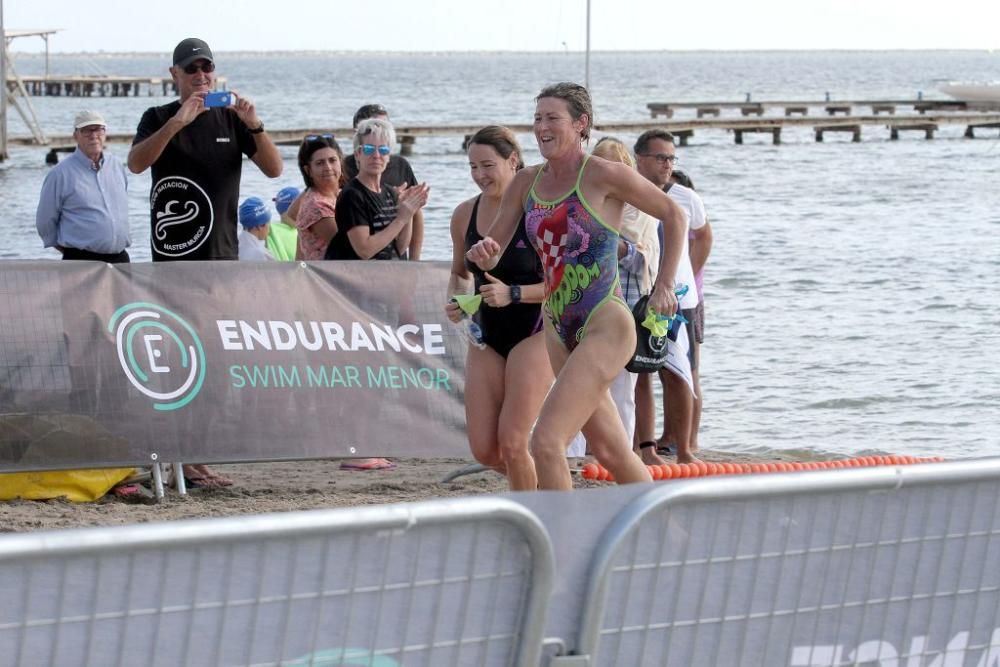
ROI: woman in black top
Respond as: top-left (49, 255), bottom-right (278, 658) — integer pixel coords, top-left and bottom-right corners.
top-left (325, 118), bottom-right (429, 472)
top-left (446, 126), bottom-right (548, 491)
top-left (325, 118), bottom-right (429, 260)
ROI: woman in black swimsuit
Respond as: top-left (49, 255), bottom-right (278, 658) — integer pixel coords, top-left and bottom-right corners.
top-left (445, 126), bottom-right (548, 490)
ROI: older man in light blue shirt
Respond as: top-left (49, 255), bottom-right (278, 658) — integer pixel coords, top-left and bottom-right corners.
top-left (35, 110), bottom-right (131, 262)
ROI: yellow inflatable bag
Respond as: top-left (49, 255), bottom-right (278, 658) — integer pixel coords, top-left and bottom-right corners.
top-left (0, 468), bottom-right (136, 502)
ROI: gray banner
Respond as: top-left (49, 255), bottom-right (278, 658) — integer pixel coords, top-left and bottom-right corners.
top-left (0, 260), bottom-right (469, 471)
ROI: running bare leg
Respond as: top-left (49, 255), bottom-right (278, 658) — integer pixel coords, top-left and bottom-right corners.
top-left (495, 332), bottom-right (549, 490)
top-left (464, 344), bottom-right (508, 475)
top-left (531, 306), bottom-right (652, 489)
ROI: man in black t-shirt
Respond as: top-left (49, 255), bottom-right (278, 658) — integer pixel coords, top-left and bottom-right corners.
top-left (128, 38), bottom-right (283, 261)
top-left (126, 38), bottom-right (283, 489)
top-left (342, 104), bottom-right (424, 259)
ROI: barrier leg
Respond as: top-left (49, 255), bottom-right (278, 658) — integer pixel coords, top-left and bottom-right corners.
top-left (174, 462), bottom-right (187, 495)
top-left (441, 463), bottom-right (490, 483)
top-left (151, 462), bottom-right (165, 500)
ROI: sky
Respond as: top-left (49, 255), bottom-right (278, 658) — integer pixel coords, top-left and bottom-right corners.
top-left (2, 0), bottom-right (998, 53)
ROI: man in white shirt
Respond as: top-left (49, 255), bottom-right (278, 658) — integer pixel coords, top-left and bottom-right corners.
top-left (669, 169), bottom-right (713, 452)
top-left (36, 110), bottom-right (131, 262)
top-left (238, 197), bottom-right (275, 261)
top-left (633, 129), bottom-right (711, 461)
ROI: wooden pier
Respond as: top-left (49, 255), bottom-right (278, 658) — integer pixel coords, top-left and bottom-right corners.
top-left (647, 98), bottom-right (996, 119)
top-left (7, 75), bottom-right (227, 97)
top-left (596, 112), bottom-right (1000, 146)
top-left (19, 111), bottom-right (1000, 163)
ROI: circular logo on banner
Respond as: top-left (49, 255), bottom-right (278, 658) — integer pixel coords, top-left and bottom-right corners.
top-left (150, 176), bottom-right (214, 257)
top-left (108, 303), bottom-right (206, 411)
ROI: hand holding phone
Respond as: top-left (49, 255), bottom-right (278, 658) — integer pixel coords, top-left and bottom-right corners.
top-left (204, 91), bottom-right (234, 108)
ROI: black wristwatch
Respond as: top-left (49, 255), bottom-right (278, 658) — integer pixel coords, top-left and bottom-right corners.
top-left (248, 122), bottom-right (265, 135)
top-left (510, 284), bottom-right (521, 305)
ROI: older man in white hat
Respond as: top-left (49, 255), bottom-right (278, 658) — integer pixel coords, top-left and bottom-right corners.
top-left (35, 110), bottom-right (131, 262)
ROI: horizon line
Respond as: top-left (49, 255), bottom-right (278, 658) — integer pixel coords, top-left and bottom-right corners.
top-left (7, 47), bottom-right (996, 57)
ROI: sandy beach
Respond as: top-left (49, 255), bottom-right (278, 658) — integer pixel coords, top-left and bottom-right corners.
top-left (0, 449), bottom-right (807, 534)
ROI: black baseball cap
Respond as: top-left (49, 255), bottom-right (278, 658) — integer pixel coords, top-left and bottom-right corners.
top-left (173, 38), bottom-right (214, 68)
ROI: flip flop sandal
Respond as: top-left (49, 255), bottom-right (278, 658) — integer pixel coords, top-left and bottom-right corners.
top-left (184, 476), bottom-right (232, 489)
top-left (656, 443), bottom-right (675, 456)
top-left (340, 458), bottom-right (397, 471)
top-left (110, 483), bottom-right (155, 502)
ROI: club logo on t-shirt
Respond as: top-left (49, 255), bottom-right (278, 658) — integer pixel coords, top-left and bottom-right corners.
top-left (150, 176), bottom-right (214, 257)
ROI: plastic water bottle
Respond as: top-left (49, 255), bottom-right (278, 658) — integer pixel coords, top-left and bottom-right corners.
top-left (456, 317), bottom-right (486, 350)
top-left (450, 298), bottom-right (486, 350)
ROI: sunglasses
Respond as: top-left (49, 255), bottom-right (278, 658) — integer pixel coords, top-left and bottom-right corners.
top-left (305, 134), bottom-right (336, 143)
top-left (361, 144), bottom-right (391, 157)
top-left (182, 61), bottom-right (216, 75)
top-left (639, 152), bottom-right (678, 165)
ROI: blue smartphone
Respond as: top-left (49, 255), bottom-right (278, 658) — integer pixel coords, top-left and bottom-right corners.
top-left (204, 91), bottom-right (234, 108)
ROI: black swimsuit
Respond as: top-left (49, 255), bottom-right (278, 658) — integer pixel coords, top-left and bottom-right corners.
top-left (464, 196), bottom-right (543, 359)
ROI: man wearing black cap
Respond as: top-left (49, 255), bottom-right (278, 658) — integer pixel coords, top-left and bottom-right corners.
top-left (127, 37), bottom-right (283, 262)
top-left (128, 38), bottom-right (283, 488)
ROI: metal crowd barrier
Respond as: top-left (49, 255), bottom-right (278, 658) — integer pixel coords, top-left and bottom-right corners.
top-left (557, 459), bottom-right (1000, 666)
top-left (0, 497), bottom-right (554, 667)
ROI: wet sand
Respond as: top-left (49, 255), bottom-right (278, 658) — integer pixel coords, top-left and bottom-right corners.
top-left (0, 450), bottom-right (801, 533)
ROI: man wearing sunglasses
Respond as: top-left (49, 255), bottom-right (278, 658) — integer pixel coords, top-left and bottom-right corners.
top-left (127, 37), bottom-right (283, 262)
top-left (126, 38), bottom-right (282, 489)
top-left (632, 129), bottom-right (712, 466)
top-left (342, 104), bottom-right (425, 260)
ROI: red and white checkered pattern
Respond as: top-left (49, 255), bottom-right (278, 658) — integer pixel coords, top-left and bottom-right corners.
top-left (539, 228), bottom-right (568, 270)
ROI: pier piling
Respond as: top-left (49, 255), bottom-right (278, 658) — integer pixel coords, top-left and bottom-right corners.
top-left (890, 124), bottom-right (937, 140)
top-left (9, 75), bottom-right (226, 97)
top-left (815, 125), bottom-right (862, 142)
top-left (825, 104), bottom-right (853, 116)
top-left (400, 135), bottom-right (416, 156)
top-left (965, 122), bottom-right (1000, 138)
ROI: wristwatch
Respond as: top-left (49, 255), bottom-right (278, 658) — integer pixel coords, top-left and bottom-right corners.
top-left (510, 284), bottom-right (521, 305)
top-left (248, 122), bottom-right (265, 135)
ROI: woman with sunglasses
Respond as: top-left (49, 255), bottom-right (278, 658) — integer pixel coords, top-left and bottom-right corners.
top-left (294, 134), bottom-right (346, 260)
top-left (445, 126), bottom-right (547, 491)
top-left (325, 118), bottom-right (428, 472)
top-left (467, 82), bottom-right (689, 491)
top-left (324, 119), bottom-right (429, 261)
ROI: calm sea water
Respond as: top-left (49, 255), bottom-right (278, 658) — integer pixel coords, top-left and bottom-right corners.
top-left (1, 51), bottom-right (998, 460)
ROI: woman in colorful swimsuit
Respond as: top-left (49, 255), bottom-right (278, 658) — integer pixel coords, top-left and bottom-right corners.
top-left (467, 83), bottom-right (690, 490)
top-left (446, 126), bottom-right (548, 491)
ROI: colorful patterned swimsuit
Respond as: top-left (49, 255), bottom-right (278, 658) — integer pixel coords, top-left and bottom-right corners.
top-left (524, 155), bottom-right (628, 351)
